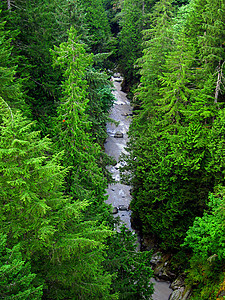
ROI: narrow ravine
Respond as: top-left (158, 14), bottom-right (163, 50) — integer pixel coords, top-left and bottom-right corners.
top-left (105, 73), bottom-right (172, 300)
top-left (105, 73), bottom-right (132, 230)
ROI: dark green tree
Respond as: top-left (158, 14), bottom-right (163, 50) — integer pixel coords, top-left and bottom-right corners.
top-left (81, 0), bottom-right (112, 54)
top-left (104, 226), bottom-right (153, 299)
top-left (118, 0), bottom-right (146, 86)
top-left (121, 0), bottom-right (225, 253)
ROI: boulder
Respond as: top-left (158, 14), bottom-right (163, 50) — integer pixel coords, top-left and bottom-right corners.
top-left (113, 73), bottom-right (120, 78)
top-left (118, 205), bottom-right (128, 211)
top-left (171, 276), bottom-right (185, 290)
top-left (114, 131), bottom-right (123, 138)
top-left (169, 288), bottom-right (184, 300)
top-left (150, 252), bottom-right (162, 265)
top-left (169, 286), bottom-right (192, 300)
top-left (152, 253), bottom-right (176, 281)
top-left (112, 207), bottom-right (118, 214)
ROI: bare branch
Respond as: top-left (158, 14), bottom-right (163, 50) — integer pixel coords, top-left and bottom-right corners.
top-left (215, 61), bottom-right (224, 104)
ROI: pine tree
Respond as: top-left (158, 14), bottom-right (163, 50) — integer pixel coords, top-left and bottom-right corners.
top-left (121, 0), bottom-right (225, 252)
top-left (0, 105), bottom-right (115, 299)
top-left (51, 27), bottom-right (109, 203)
top-left (0, 15), bottom-right (24, 110)
top-left (118, 0), bottom-right (146, 85)
top-left (1, 0), bottom-right (90, 134)
top-left (104, 226), bottom-right (154, 299)
top-left (81, 0), bottom-right (112, 54)
top-left (133, 0), bottom-right (174, 121)
top-left (0, 234), bottom-right (43, 300)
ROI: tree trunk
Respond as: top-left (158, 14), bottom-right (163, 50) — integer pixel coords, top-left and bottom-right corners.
top-left (7, 0), bottom-right (11, 10)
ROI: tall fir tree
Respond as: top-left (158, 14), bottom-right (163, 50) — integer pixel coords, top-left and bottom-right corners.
top-left (0, 234), bottom-right (43, 300)
top-left (51, 27), bottom-right (109, 204)
top-left (0, 105), bottom-right (115, 299)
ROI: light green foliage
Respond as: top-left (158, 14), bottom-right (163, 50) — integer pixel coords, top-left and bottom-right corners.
top-left (0, 106), bottom-right (115, 299)
top-left (0, 109), bottom-right (68, 248)
top-left (183, 189), bottom-right (225, 299)
top-left (0, 234), bottom-right (43, 300)
top-left (105, 226), bottom-right (153, 299)
top-left (134, 0), bottom-right (174, 115)
top-left (184, 192), bottom-right (225, 260)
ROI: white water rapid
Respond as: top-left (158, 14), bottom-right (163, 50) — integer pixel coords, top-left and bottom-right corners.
top-left (105, 73), bottom-right (172, 300)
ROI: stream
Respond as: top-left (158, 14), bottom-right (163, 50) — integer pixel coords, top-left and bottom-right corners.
top-left (105, 73), bottom-right (172, 300)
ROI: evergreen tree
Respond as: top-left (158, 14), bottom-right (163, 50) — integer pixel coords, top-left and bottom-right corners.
top-left (121, 0), bottom-right (225, 253)
top-left (0, 14), bottom-right (24, 110)
top-left (0, 234), bottom-right (43, 300)
top-left (134, 0), bottom-right (174, 116)
top-left (0, 105), bottom-right (115, 299)
top-left (183, 188), bottom-right (225, 299)
top-left (105, 226), bottom-right (153, 299)
top-left (118, 0), bottom-right (146, 86)
top-left (51, 27), bottom-right (109, 203)
top-left (1, 0), bottom-right (89, 134)
top-left (81, 0), bottom-right (112, 54)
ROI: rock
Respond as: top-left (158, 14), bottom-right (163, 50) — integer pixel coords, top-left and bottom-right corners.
top-left (169, 288), bottom-right (184, 300)
top-left (156, 268), bottom-right (174, 281)
top-left (113, 73), bottom-right (120, 78)
top-left (152, 252), bottom-right (176, 281)
top-left (118, 205), bottom-right (128, 211)
top-left (150, 252), bottom-right (162, 265)
top-left (171, 276), bottom-right (185, 290)
top-left (121, 112), bottom-right (133, 117)
top-left (114, 131), bottom-right (123, 138)
top-left (169, 286), bottom-right (192, 300)
top-left (112, 207), bottom-right (118, 214)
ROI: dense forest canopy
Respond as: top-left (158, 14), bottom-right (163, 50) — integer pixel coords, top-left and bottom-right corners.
top-left (0, 0), bottom-right (225, 299)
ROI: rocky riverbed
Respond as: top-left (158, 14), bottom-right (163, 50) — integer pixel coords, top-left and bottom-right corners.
top-left (105, 73), bottom-right (173, 300)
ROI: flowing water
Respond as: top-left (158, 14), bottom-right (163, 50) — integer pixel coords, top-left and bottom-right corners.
top-left (105, 74), bottom-right (172, 300)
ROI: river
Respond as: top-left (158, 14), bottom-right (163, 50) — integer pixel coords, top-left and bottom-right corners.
top-left (105, 73), bottom-right (172, 300)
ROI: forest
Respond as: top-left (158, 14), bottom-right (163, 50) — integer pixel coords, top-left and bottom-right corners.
top-left (0, 0), bottom-right (224, 299)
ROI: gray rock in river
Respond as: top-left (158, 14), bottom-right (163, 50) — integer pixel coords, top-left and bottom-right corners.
top-left (114, 131), bottom-right (123, 138)
top-left (112, 207), bottom-right (118, 214)
top-left (118, 205), bottom-right (128, 211)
